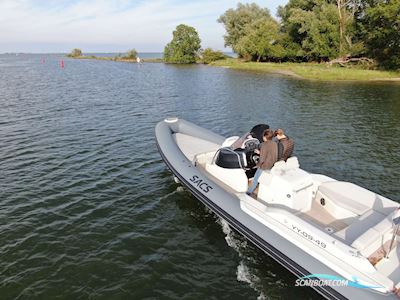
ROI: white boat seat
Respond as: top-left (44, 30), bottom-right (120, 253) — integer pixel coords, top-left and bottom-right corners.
top-left (351, 214), bottom-right (393, 256)
top-left (335, 210), bottom-right (385, 243)
top-left (318, 181), bottom-right (373, 216)
top-left (271, 157), bottom-right (300, 176)
top-left (205, 163), bottom-right (248, 193)
top-left (264, 163), bottom-right (312, 193)
top-left (259, 163), bottom-right (313, 211)
top-left (319, 181), bottom-right (398, 216)
top-left (271, 161), bottom-right (286, 175)
top-left (286, 157), bottom-right (299, 169)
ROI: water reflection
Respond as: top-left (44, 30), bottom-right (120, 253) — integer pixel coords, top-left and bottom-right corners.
top-left (0, 54), bottom-right (399, 299)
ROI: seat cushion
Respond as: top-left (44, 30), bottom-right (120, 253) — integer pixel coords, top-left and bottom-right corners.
top-left (335, 210), bottom-right (385, 243)
top-left (205, 163), bottom-right (248, 193)
top-left (351, 227), bottom-right (381, 252)
top-left (351, 214), bottom-right (393, 255)
top-left (319, 181), bottom-right (373, 215)
top-left (286, 157), bottom-right (299, 169)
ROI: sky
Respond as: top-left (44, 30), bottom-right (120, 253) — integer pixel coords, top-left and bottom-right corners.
top-left (0, 0), bottom-right (288, 53)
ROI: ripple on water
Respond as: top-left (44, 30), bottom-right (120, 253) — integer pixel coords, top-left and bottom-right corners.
top-left (0, 54), bottom-right (399, 300)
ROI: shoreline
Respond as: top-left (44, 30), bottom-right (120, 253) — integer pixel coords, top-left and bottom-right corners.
top-left (70, 56), bottom-right (400, 82)
top-left (210, 58), bottom-right (400, 82)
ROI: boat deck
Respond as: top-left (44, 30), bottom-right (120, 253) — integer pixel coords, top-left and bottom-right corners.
top-left (299, 201), bottom-right (349, 233)
top-left (201, 164), bottom-right (350, 234)
top-left (374, 238), bottom-right (400, 282)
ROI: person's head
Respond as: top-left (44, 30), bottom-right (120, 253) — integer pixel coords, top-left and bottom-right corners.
top-left (262, 129), bottom-right (274, 141)
top-left (274, 128), bottom-right (286, 140)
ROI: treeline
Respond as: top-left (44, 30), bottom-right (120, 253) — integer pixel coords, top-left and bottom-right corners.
top-left (217, 1), bottom-right (400, 69)
top-left (67, 48), bottom-right (139, 60)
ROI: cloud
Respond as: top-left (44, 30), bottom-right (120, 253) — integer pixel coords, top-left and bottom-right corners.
top-left (0, 0), bottom-right (287, 53)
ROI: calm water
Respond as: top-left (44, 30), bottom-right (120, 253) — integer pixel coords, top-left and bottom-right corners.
top-left (1, 54), bottom-right (399, 300)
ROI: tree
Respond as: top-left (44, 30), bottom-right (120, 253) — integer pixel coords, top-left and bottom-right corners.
top-left (217, 1), bottom-right (397, 68)
top-left (278, 0), bottom-right (344, 60)
top-left (125, 49), bottom-right (138, 59)
top-left (278, 0), bottom-right (364, 60)
top-left (276, 32), bottom-right (305, 61)
top-left (69, 48), bottom-right (82, 57)
top-left (235, 17), bottom-right (282, 61)
top-left (357, 0), bottom-right (400, 69)
top-left (277, 0), bottom-right (319, 46)
top-left (200, 48), bottom-right (226, 64)
top-left (218, 3), bottom-right (273, 56)
top-left (335, 0), bottom-right (366, 57)
top-left (289, 3), bottom-right (341, 60)
top-left (163, 24), bottom-right (201, 64)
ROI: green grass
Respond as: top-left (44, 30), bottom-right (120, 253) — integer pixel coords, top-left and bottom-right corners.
top-left (210, 58), bottom-right (400, 81)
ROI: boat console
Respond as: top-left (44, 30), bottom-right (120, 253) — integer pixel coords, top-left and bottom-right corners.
top-left (257, 157), bottom-right (314, 212)
top-left (214, 147), bottom-right (247, 169)
top-left (214, 136), bottom-right (260, 176)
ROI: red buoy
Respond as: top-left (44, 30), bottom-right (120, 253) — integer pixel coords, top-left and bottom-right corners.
top-left (60, 60), bottom-right (65, 69)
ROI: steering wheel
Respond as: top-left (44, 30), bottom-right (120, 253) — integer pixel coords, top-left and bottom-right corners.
top-left (243, 138), bottom-right (260, 152)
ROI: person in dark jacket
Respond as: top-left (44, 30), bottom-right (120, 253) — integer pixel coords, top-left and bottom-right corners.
top-left (246, 129), bottom-right (278, 195)
top-left (275, 128), bottom-right (294, 161)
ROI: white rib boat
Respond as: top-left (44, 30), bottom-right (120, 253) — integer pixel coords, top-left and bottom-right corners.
top-left (155, 117), bottom-right (400, 300)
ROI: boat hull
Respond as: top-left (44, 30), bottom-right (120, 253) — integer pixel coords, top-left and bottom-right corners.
top-left (155, 118), bottom-right (397, 300)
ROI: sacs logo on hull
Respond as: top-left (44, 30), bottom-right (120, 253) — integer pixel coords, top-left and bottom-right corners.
top-left (189, 175), bottom-right (213, 193)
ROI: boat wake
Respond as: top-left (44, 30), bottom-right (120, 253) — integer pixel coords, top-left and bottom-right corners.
top-left (176, 186), bottom-right (185, 193)
top-left (218, 217), bottom-right (268, 300)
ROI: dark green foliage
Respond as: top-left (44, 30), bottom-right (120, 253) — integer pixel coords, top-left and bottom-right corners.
top-left (277, 33), bottom-right (305, 61)
top-left (125, 49), bottom-right (138, 59)
top-left (200, 48), bottom-right (226, 64)
top-left (68, 48), bottom-right (82, 57)
top-left (356, 0), bottom-right (400, 69)
top-left (277, 0), bottom-right (320, 45)
top-left (278, 0), bottom-right (353, 60)
top-left (217, 1), bottom-right (398, 69)
top-left (288, 3), bottom-right (340, 60)
top-left (218, 3), bottom-right (274, 57)
top-left (164, 24), bottom-right (201, 64)
top-left (236, 17), bottom-right (283, 61)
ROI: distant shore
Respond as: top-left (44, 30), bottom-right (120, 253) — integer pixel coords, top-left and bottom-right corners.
top-left (69, 55), bottom-right (400, 82)
top-left (70, 55), bottom-right (163, 63)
